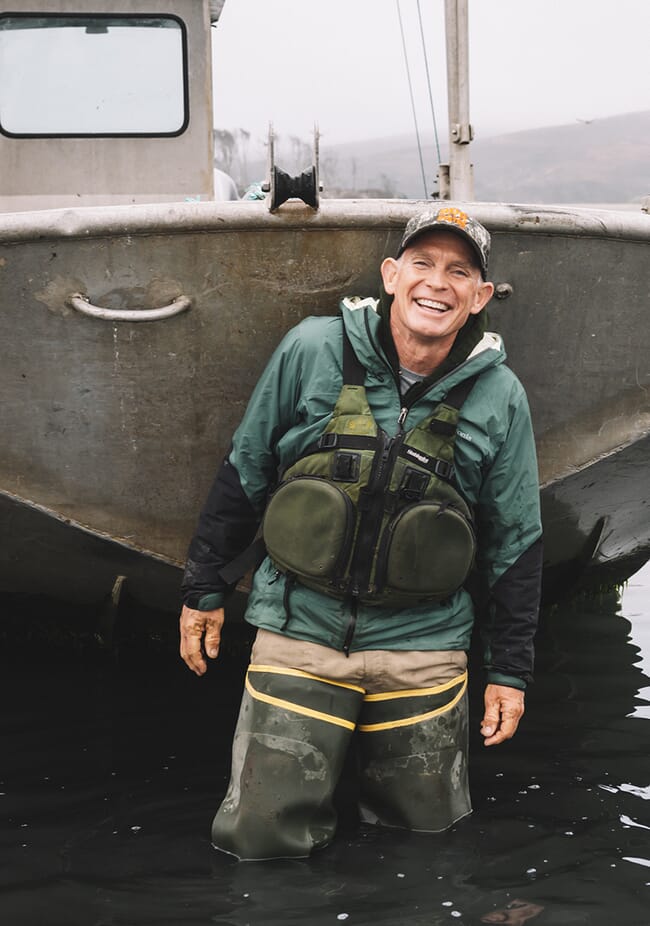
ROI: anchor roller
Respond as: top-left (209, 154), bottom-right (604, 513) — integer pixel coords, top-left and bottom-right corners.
top-left (263, 125), bottom-right (321, 212)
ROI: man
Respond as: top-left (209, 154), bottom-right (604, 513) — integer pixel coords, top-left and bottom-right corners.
top-left (180, 207), bottom-right (543, 861)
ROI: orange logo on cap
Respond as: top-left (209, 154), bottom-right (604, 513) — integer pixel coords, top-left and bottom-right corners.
top-left (435, 207), bottom-right (469, 229)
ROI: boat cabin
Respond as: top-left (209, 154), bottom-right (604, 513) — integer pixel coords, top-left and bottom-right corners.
top-left (0, 0), bottom-right (222, 211)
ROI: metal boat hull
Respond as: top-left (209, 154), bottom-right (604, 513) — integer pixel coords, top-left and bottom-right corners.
top-left (1, 200), bottom-right (649, 611)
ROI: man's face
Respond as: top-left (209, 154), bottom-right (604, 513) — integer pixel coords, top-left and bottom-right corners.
top-left (381, 229), bottom-right (493, 352)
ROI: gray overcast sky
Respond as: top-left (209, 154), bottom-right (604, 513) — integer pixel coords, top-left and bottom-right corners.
top-left (211, 0), bottom-right (650, 149)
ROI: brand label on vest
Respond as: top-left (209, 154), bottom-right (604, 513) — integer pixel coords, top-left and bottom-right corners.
top-left (405, 447), bottom-right (431, 465)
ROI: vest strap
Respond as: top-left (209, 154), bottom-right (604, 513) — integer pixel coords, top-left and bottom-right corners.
top-left (428, 419), bottom-right (456, 437)
top-left (426, 374), bottom-right (479, 439)
top-left (218, 536), bottom-right (267, 585)
top-left (342, 324), bottom-right (366, 386)
top-left (441, 374), bottom-right (479, 410)
top-left (315, 433), bottom-right (379, 452)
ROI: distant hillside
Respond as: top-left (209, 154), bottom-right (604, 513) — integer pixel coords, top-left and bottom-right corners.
top-left (231, 110), bottom-right (650, 203)
top-left (472, 110), bottom-right (650, 203)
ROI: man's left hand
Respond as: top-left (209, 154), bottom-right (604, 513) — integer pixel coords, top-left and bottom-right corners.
top-left (480, 684), bottom-right (525, 746)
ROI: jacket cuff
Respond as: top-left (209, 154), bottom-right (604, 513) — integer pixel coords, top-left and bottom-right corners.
top-left (184, 592), bottom-right (225, 611)
top-left (486, 671), bottom-right (527, 690)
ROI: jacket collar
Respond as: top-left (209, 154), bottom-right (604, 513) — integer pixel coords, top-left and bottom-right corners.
top-left (339, 295), bottom-right (505, 393)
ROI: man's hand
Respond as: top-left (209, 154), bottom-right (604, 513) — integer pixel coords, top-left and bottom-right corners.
top-left (179, 605), bottom-right (224, 676)
top-left (480, 683), bottom-right (525, 746)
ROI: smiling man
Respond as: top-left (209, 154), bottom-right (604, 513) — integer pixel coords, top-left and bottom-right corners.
top-left (382, 219), bottom-right (494, 372)
top-left (180, 207), bottom-right (543, 860)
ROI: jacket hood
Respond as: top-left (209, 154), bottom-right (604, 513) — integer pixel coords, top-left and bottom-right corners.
top-left (375, 282), bottom-right (488, 371)
top-left (339, 295), bottom-right (506, 396)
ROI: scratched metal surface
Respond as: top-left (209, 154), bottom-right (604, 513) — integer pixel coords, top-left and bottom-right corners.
top-left (1, 200), bottom-right (649, 602)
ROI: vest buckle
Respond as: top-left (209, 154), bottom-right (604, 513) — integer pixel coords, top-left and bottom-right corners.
top-left (433, 459), bottom-right (454, 480)
top-left (399, 468), bottom-right (429, 501)
top-left (318, 432), bottom-right (338, 450)
top-left (332, 451), bottom-right (361, 482)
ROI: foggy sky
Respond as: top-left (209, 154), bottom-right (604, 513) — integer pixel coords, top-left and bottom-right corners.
top-left (210, 0), bottom-right (650, 151)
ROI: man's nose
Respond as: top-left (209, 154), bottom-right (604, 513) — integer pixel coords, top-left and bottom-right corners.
top-left (424, 267), bottom-right (449, 289)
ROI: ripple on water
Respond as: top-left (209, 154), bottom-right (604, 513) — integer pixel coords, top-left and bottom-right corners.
top-left (1, 568), bottom-right (650, 924)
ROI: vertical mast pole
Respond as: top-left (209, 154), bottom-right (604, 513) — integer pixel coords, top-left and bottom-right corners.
top-left (443, 0), bottom-right (474, 200)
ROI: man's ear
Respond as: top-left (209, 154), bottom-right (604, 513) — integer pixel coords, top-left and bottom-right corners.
top-left (471, 280), bottom-right (494, 315)
top-left (380, 257), bottom-right (399, 295)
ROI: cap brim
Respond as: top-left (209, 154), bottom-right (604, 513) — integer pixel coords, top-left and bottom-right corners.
top-left (398, 224), bottom-right (487, 279)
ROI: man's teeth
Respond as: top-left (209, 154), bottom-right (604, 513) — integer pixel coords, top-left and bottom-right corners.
top-left (416, 299), bottom-right (450, 311)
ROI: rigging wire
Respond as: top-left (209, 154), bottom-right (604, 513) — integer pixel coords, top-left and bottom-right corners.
top-left (396, 0), bottom-right (428, 198)
top-left (416, 0), bottom-right (441, 164)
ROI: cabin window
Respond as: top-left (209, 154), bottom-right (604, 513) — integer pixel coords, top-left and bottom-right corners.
top-left (0, 14), bottom-right (188, 137)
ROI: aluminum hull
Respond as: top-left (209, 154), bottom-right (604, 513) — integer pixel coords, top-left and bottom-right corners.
top-left (1, 199), bottom-right (649, 611)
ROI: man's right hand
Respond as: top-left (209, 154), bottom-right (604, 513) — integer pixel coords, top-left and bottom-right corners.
top-left (179, 605), bottom-right (225, 676)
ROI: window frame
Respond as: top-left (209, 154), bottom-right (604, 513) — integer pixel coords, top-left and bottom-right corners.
top-left (0, 11), bottom-right (190, 139)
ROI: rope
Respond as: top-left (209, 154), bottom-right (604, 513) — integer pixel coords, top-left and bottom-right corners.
top-left (416, 0), bottom-right (442, 164)
top-left (396, 0), bottom-right (428, 198)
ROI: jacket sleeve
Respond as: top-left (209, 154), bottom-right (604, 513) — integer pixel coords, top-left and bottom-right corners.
top-left (181, 454), bottom-right (263, 608)
top-left (479, 537), bottom-right (543, 688)
top-left (181, 327), bottom-right (306, 609)
top-left (474, 383), bottom-right (543, 688)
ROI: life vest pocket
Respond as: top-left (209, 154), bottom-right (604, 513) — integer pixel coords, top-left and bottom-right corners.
top-left (263, 476), bottom-right (355, 581)
top-left (374, 501), bottom-right (476, 601)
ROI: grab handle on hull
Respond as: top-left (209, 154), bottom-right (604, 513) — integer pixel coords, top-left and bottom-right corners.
top-left (68, 293), bottom-right (191, 322)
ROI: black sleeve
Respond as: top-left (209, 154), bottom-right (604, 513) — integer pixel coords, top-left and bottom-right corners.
top-left (480, 536), bottom-right (544, 685)
top-left (181, 455), bottom-right (262, 605)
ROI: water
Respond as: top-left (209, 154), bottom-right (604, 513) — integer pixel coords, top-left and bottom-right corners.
top-left (2, 564), bottom-right (650, 926)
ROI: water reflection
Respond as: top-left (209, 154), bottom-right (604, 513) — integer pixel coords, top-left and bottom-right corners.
top-left (480, 899), bottom-right (545, 924)
top-left (621, 562), bottom-right (650, 719)
top-left (1, 568), bottom-right (649, 925)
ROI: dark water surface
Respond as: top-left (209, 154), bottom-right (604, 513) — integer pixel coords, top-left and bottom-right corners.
top-left (2, 565), bottom-right (650, 926)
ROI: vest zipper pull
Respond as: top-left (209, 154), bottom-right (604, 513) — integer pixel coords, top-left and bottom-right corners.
top-left (398, 406), bottom-right (409, 430)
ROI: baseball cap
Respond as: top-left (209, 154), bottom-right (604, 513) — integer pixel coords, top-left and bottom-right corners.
top-left (397, 206), bottom-right (490, 279)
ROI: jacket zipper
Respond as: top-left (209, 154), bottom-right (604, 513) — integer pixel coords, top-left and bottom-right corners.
top-left (342, 592), bottom-right (358, 656)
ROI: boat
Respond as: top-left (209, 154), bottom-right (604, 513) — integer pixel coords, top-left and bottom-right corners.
top-left (1, 0), bottom-right (649, 629)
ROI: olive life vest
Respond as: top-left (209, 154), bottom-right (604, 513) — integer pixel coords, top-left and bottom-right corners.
top-left (261, 327), bottom-right (478, 608)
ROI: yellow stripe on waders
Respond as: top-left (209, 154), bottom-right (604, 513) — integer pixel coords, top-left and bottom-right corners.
top-left (249, 664), bottom-right (365, 692)
top-left (363, 671), bottom-right (468, 701)
top-left (245, 665), bottom-right (364, 730)
top-left (358, 672), bottom-right (468, 733)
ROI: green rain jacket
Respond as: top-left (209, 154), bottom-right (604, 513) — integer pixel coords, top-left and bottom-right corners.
top-left (183, 298), bottom-right (543, 689)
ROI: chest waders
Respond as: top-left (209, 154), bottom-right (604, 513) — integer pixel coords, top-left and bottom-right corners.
top-left (261, 325), bottom-right (478, 649)
top-left (210, 660), bottom-right (471, 859)
top-left (211, 327), bottom-right (476, 860)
